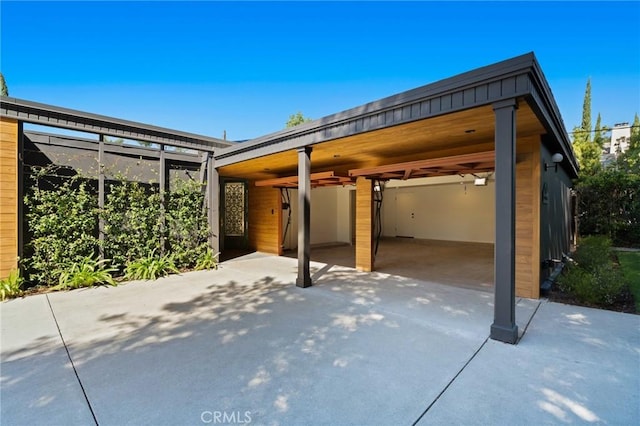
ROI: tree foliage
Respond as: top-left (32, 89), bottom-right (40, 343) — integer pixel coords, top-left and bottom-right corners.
top-left (576, 169), bottom-right (640, 247)
top-left (572, 79), bottom-right (601, 176)
top-left (581, 78), bottom-right (592, 142)
top-left (0, 72), bottom-right (8, 96)
top-left (572, 126), bottom-right (601, 176)
top-left (616, 113), bottom-right (640, 172)
top-left (286, 112), bottom-right (312, 128)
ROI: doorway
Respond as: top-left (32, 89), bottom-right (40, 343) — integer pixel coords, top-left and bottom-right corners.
top-left (221, 179), bottom-right (248, 252)
top-left (396, 192), bottom-right (416, 238)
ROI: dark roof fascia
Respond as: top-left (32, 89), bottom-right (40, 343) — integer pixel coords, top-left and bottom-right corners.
top-left (1, 96), bottom-right (234, 152)
top-left (214, 52), bottom-right (539, 165)
top-left (24, 130), bottom-right (203, 164)
top-left (526, 59), bottom-right (580, 178)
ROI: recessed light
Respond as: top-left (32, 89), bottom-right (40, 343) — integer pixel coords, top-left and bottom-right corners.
top-left (465, 129), bottom-right (476, 134)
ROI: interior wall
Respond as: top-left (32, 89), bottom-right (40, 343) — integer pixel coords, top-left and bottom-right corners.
top-left (382, 176), bottom-right (496, 243)
top-left (282, 185), bottom-right (354, 250)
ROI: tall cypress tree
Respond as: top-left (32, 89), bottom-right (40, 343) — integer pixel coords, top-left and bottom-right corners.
top-left (593, 113), bottom-right (604, 149)
top-left (581, 78), bottom-right (592, 142)
top-left (0, 72), bottom-right (8, 96)
top-left (572, 78), bottom-right (601, 175)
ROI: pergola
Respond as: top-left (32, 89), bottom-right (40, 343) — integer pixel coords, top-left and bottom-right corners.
top-left (0, 96), bottom-right (232, 270)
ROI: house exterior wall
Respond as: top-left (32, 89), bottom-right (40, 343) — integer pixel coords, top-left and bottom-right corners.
top-left (540, 142), bottom-right (574, 281)
top-left (0, 118), bottom-right (19, 279)
top-left (248, 184), bottom-right (282, 255)
top-left (515, 135), bottom-right (542, 299)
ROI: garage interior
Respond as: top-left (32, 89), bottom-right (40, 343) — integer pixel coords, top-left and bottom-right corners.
top-left (217, 101), bottom-right (546, 299)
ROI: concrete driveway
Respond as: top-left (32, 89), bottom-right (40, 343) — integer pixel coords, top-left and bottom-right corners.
top-left (1, 254), bottom-right (638, 425)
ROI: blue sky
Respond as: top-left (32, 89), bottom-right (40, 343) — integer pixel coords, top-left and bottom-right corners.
top-left (1, 1), bottom-right (639, 141)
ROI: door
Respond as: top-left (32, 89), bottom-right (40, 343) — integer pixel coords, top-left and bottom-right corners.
top-left (396, 192), bottom-right (416, 238)
top-left (221, 179), bottom-right (248, 250)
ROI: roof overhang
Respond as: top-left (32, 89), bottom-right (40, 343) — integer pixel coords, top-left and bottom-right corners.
top-left (0, 96), bottom-right (233, 152)
top-left (216, 52), bottom-right (578, 180)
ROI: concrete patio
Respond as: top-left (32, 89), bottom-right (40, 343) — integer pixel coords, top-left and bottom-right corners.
top-left (1, 254), bottom-right (638, 425)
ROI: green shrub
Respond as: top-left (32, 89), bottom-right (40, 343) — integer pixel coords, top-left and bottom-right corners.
top-left (54, 256), bottom-right (117, 290)
top-left (102, 178), bottom-right (162, 270)
top-left (125, 253), bottom-right (179, 281)
top-left (24, 167), bottom-right (99, 286)
top-left (194, 247), bottom-right (219, 271)
top-left (1, 269), bottom-right (23, 301)
top-left (166, 179), bottom-right (211, 268)
top-left (558, 236), bottom-right (627, 306)
top-left (572, 235), bottom-right (612, 271)
top-left (577, 169), bottom-right (640, 247)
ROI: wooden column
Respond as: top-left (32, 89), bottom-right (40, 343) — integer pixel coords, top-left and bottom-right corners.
top-left (355, 176), bottom-right (374, 272)
top-left (491, 99), bottom-right (519, 344)
top-left (0, 118), bottom-right (19, 278)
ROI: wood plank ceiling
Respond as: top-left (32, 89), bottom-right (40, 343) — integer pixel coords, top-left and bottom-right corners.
top-left (218, 99), bottom-right (546, 183)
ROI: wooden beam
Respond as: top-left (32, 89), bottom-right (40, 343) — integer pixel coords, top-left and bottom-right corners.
top-left (255, 171), bottom-right (336, 187)
top-left (255, 171), bottom-right (355, 188)
top-left (349, 151), bottom-right (495, 177)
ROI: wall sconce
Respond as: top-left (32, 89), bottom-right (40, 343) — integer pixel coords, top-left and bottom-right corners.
top-left (545, 153), bottom-right (564, 172)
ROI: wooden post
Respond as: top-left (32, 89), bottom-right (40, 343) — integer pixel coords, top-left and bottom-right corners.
top-left (355, 176), bottom-right (374, 272)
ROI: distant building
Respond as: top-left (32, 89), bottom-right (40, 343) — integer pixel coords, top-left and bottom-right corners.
top-left (603, 122), bottom-right (631, 154)
top-left (601, 122), bottom-right (631, 167)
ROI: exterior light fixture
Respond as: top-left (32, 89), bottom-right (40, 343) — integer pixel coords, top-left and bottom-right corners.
top-left (472, 172), bottom-right (492, 186)
top-left (544, 153), bottom-right (564, 172)
top-left (474, 177), bottom-right (487, 186)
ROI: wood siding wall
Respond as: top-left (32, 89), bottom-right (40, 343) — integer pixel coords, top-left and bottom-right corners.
top-left (515, 135), bottom-right (541, 299)
top-left (0, 118), bottom-right (19, 278)
top-left (355, 177), bottom-right (374, 272)
top-left (248, 184), bottom-right (282, 255)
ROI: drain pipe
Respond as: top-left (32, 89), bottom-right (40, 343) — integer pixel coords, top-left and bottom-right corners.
top-left (540, 253), bottom-right (570, 292)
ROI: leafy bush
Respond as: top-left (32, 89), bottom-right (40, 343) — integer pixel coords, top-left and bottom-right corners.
top-left (577, 169), bottom-right (640, 247)
top-left (166, 179), bottom-right (211, 268)
top-left (195, 247), bottom-right (219, 271)
top-left (102, 177), bottom-right (162, 270)
top-left (558, 237), bottom-right (627, 306)
top-left (24, 167), bottom-right (100, 286)
top-left (571, 235), bottom-right (611, 271)
top-left (125, 253), bottom-right (179, 281)
top-left (1, 269), bottom-right (23, 301)
top-left (23, 167), bottom-right (215, 290)
top-left (54, 256), bottom-right (117, 290)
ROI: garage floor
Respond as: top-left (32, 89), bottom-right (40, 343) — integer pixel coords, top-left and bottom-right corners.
top-left (286, 237), bottom-right (494, 293)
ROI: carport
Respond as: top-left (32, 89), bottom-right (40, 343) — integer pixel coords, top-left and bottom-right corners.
top-left (214, 52), bottom-right (578, 344)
